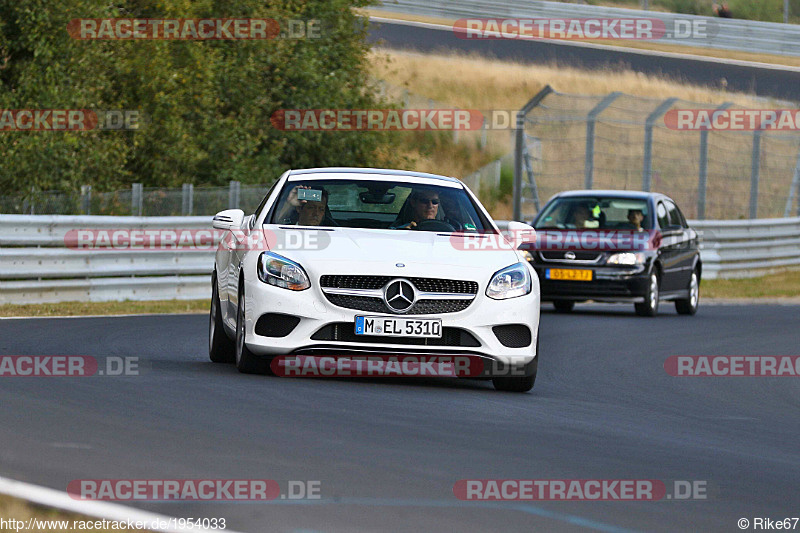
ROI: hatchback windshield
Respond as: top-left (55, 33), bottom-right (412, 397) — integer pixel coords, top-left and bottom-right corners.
top-left (534, 197), bottom-right (652, 231)
top-left (269, 179), bottom-right (489, 232)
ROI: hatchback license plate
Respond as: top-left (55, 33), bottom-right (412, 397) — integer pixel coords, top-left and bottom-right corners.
top-left (355, 316), bottom-right (442, 338)
top-left (546, 268), bottom-right (593, 281)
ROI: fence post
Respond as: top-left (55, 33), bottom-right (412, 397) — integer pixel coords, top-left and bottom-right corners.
top-left (584, 91), bottom-right (621, 190)
top-left (749, 130), bottom-right (762, 219)
top-left (182, 183), bottom-right (194, 216)
top-left (480, 118), bottom-right (487, 150)
top-left (698, 102), bottom-right (733, 220)
top-left (131, 183), bottom-right (143, 216)
top-left (514, 86), bottom-right (553, 221)
top-left (80, 185), bottom-right (92, 215)
top-left (642, 98), bottom-right (677, 192)
top-left (784, 145), bottom-right (800, 217)
top-left (229, 181), bottom-right (241, 210)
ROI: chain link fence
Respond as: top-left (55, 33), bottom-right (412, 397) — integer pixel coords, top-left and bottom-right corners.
top-left (0, 181), bottom-right (275, 217)
top-left (514, 86), bottom-right (800, 221)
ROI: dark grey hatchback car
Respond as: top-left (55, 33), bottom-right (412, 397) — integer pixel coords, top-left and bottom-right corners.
top-left (520, 190), bottom-right (701, 317)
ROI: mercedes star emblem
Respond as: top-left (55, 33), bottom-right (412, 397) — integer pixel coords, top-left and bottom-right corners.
top-left (383, 279), bottom-right (416, 313)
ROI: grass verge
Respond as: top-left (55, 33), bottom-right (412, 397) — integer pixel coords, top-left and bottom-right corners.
top-left (0, 299), bottom-right (209, 318)
top-left (0, 494), bottom-right (130, 532)
top-left (701, 269), bottom-right (800, 299)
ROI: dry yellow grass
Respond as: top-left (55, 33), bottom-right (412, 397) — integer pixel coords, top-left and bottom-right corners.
top-left (0, 494), bottom-right (129, 532)
top-left (364, 9), bottom-right (800, 68)
top-left (370, 48), bottom-right (779, 110)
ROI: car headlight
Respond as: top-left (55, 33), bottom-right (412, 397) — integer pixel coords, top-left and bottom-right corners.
top-left (486, 262), bottom-right (532, 300)
top-left (258, 252), bottom-right (310, 291)
top-left (606, 252), bottom-right (645, 266)
top-left (520, 250), bottom-right (535, 263)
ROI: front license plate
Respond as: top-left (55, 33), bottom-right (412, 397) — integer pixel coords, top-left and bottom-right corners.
top-left (546, 268), bottom-right (593, 281)
top-left (355, 316), bottom-right (442, 338)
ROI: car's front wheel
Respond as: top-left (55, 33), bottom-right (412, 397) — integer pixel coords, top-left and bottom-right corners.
top-left (209, 272), bottom-right (235, 364)
top-left (675, 269), bottom-right (700, 315)
top-left (492, 332), bottom-right (538, 393)
top-left (235, 282), bottom-right (271, 374)
top-left (634, 271), bottom-right (660, 317)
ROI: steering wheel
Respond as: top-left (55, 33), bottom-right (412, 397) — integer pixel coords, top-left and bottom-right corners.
top-left (414, 219), bottom-right (456, 232)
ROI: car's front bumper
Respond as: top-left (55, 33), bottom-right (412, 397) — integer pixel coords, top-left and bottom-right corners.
top-left (241, 275), bottom-right (540, 371)
top-left (531, 263), bottom-right (650, 303)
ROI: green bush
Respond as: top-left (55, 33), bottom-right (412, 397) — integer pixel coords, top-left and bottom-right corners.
top-left (0, 0), bottom-right (394, 194)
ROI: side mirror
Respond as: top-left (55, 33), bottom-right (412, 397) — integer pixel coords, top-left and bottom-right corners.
top-left (505, 220), bottom-right (537, 248)
top-left (212, 209), bottom-right (245, 231)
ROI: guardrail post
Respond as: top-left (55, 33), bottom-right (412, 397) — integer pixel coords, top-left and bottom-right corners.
top-left (749, 130), bottom-right (762, 219)
top-left (182, 184), bottom-right (194, 215)
top-left (784, 146), bottom-right (800, 217)
top-left (699, 102), bottom-right (733, 220)
top-left (584, 91), bottom-right (621, 190)
top-left (80, 185), bottom-right (91, 215)
top-left (131, 183), bottom-right (143, 216)
top-left (642, 98), bottom-right (678, 192)
top-left (514, 85), bottom-right (553, 221)
top-left (228, 181), bottom-right (241, 210)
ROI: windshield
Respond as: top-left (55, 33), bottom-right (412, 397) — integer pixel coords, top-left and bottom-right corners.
top-left (534, 196), bottom-right (652, 231)
top-left (268, 179), bottom-right (489, 232)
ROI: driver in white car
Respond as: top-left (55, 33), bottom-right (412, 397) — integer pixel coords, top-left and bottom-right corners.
top-left (395, 188), bottom-right (440, 229)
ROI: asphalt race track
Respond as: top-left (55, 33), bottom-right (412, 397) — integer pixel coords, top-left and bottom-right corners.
top-left (1, 304), bottom-right (799, 532)
top-left (369, 19), bottom-right (800, 103)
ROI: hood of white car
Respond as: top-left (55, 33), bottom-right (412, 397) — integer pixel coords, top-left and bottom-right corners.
top-left (262, 225), bottom-right (522, 281)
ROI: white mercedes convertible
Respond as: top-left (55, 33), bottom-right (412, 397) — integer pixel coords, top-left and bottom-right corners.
top-left (209, 168), bottom-right (540, 392)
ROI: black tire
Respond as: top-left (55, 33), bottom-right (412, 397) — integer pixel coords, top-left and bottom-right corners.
top-left (209, 272), bottom-right (235, 364)
top-left (634, 270), bottom-right (660, 317)
top-left (492, 332), bottom-right (538, 393)
top-left (235, 282), bottom-right (270, 375)
top-left (675, 269), bottom-right (700, 316)
top-left (552, 300), bottom-right (575, 313)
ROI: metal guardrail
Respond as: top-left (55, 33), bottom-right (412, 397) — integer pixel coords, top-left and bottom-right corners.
top-left (691, 217), bottom-right (800, 278)
top-left (374, 0), bottom-right (800, 57)
top-left (0, 215), bottom-right (215, 304)
top-left (1, 215), bottom-right (799, 304)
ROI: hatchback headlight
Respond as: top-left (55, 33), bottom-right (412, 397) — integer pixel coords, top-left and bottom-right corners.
top-left (606, 252), bottom-right (645, 266)
top-left (486, 262), bottom-right (532, 300)
top-left (258, 252), bottom-right (310, 291)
